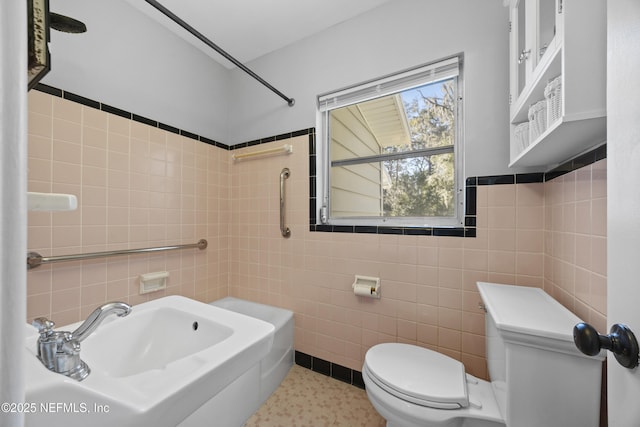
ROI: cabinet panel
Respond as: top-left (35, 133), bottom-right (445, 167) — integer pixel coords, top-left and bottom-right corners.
top-left (507, 0), bottom-right (606, 169)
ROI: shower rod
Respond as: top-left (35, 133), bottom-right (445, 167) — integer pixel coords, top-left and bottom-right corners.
top-left (144, 0), bottom-right (295, 107)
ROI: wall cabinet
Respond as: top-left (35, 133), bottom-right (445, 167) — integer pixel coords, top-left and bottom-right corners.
top-left (508, 0), bottom-right (606, 168)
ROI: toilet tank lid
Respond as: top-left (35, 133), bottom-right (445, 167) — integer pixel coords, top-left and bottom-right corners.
top-left (477, 282), bottom-right (582, 344)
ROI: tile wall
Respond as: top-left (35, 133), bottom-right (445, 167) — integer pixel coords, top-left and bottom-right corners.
top-left (543, 160), bottom-right (607, 329)
top-left (26, 88), bottom-right (607, 381)
top-left (26, 90), bottom-right (230, 325)
top-left (230, 134), bottom-right (607, 378)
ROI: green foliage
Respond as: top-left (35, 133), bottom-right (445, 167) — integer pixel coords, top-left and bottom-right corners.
top-left (383, 80), bottom-right (456, 217)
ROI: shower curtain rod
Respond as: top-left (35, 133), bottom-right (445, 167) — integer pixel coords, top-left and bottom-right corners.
top-left (144, 0), bottom-right (295, 107)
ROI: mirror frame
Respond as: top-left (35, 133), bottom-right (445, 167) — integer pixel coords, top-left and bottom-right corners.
top-left (28, 0), bottom-right (50, 90)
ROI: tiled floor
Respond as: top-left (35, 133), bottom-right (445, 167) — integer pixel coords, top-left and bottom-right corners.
top-left (245, 364), bottom-right (386, 427)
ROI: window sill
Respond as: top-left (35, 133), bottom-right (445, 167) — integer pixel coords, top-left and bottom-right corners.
top-left (309, 224), bottom-right (474, 238)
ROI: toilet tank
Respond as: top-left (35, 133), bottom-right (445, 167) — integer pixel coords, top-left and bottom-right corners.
top-left (477, 282), bottom-right (605, 427)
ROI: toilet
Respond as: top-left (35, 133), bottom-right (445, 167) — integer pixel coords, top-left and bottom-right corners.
top-left (363, 282), bottom-right (605, 427)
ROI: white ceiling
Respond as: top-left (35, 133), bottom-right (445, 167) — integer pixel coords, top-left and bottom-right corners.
top-left (123, 0), bottom-right (396, 68)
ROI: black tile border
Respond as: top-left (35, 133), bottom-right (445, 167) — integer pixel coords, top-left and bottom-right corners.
top-left (64, 91), bottom-right (100, 109)
top-left (157, 122), bottom-right (180, 135)
top-left (294, 350), bottom-right (312, 369)
top-left (312, 357), bottom-right (331, 376)
top-left (227, 129), bottom-right (315, 151)
top-left (35, 84), bottom-right (606, 239)
top-left (35, 84), bottom-right (62, 97)
top-left (132, 113), bottom-right (157, 128)
top-left (545, 144), bottom-right (607, 182)
top-left (477, 175), bottom-right (515, 186)
top-left (34, 83), bottom-right (229, 150)
top-left (516, 172), bottom-right (545, 184)
top-left (295, 350), bottom-right (365, 389)
top-left (101, 103), bottom-right (132, 120)
top-left (307, 143), bottom-right (605, 238)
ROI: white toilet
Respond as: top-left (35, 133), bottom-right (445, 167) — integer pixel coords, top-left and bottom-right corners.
top-left (363, 282), bottom-right (605, 427)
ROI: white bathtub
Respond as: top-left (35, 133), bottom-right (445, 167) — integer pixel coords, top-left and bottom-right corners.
top-left (180, 297), bottom-right (294, 426)
top-left (210, 297), bottom-right (294, 403)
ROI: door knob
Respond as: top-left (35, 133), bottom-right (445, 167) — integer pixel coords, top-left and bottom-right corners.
top-left (573, 322), bottom-right (639, 369)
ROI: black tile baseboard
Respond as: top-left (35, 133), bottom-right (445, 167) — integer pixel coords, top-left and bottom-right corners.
top-left (295, 350), bottom-right (365, 389)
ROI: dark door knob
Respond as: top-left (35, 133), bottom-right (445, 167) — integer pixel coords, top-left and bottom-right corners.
top-left (573, 322), bottom-right (639, 369)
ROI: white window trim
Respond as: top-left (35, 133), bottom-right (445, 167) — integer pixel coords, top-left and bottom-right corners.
top-left (315, 54), bottom-right (465, 228)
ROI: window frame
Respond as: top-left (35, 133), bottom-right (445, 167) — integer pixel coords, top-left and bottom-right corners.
top-left (316, 54), bottom-right (465, 228)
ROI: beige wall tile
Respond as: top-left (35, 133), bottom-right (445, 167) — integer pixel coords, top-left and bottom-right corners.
top-left (26, 92), bottom-right (227, 330)
top-left (29, 112), bottom-right (52, 139)
top-left (52, 97), bottom-right (81, 123)
top-left (52, 118), bottom-right (81, 144)
top-left (28, 90), bottom-right (53, 115)
top-left (25, 91), bottom-right (607, 383)
top-left (53, 140), bottom-right (82, 165)
top-left (488, 185), bottom-right (515, 207)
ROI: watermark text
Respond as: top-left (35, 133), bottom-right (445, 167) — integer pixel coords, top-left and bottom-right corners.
top-left (1, 402), bottom-right (110, 414)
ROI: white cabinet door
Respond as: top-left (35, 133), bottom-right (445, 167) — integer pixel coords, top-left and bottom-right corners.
top-left (509, 0), bottom-right (558, 108)
top-left (507, 0), bottom-right (606, 168)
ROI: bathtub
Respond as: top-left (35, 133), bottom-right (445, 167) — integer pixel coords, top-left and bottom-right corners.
top-left (180, 297), bottom-right (294, 426)
top-left (210, 297), bottom-right (294, 403)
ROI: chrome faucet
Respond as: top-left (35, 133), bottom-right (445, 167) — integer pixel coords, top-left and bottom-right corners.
top-left (32, 302), bottom-right (132, 381)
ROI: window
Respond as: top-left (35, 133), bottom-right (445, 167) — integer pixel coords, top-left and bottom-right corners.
top-left (316, 54), bottom-right (464, 228)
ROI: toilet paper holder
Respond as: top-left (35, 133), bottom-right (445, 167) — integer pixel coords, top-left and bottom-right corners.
top-left (352, 275), bottom-right (380, 298)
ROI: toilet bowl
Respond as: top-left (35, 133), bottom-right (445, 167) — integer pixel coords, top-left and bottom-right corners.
top-left (363, 343), bottom-right (504, 427)
top-left (363, 282), bottom-right (605, 427)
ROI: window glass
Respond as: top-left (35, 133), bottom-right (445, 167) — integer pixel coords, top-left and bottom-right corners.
top-left (318, 55), bottom-right (463, 227)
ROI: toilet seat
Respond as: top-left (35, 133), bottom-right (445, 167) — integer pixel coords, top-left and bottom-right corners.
top-left (364, 343), bottom-right (469, 410)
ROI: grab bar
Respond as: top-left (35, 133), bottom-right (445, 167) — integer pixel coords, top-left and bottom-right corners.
top-left (280, 168), bottom-right (291, 238)
top-left (27, 239), bottom-right (208, 269)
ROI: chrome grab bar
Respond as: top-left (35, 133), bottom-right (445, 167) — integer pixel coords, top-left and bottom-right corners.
top-left (280, 168), bottom-right (291, 238)
top-left (27, 239), bottom-right (208, 269)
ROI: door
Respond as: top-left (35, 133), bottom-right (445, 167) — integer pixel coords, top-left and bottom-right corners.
top-left (607, 1), bottom-right (640, 425)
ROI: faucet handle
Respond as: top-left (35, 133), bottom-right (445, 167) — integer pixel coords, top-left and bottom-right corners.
top-left (32, 317), bottom-right (55, 337)
top-left (61, 339), bottom-right (81, 355)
